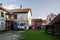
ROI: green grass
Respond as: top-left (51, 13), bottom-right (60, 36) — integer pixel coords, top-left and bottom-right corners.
top-left (20, 30), bottom-right (60, 40)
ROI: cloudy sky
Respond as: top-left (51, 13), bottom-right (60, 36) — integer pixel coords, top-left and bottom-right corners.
top-left (0, 0), bottom-right (60, 19)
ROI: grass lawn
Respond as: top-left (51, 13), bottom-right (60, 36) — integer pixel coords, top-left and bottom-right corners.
top-left (20, 30), bottom-right (60, 40)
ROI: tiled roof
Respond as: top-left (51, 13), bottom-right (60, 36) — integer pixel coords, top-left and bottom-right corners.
top-left (9, 8), bottom-right (31, 13)
top-left (32, 19), bottom-right (42, 22)
top-left (0, 6), bottom-right (32, 15)
top-left (0, 6), bottom-right (9, 12)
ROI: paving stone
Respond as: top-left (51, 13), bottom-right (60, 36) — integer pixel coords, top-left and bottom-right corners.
top-left (0, 31), bottom-right (22, 40)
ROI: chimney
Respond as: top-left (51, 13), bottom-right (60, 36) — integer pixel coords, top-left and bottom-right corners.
top-left (20, 5), bottom-right (22, 9)
top-left (0, 3), bottom-right (2, 6)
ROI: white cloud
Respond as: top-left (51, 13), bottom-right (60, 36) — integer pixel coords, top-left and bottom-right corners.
top-left (42, 17), bottom-right (46, 20)
top-left (4, 4), bottom-right (19, 9)
top-left (38, 17), bottom-right (46, 20)
top-left (32, 17), bottom-right (46, 20)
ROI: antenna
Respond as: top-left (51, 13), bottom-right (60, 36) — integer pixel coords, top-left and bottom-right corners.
top-left (20, 5), bottom-right (22, 9)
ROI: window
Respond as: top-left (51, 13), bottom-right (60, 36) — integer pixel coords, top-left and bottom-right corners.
top-left (49, 18), bottom-right (51, 21)
top-left (20, 23), bottom-right (26, 26)
top-left (20, 23), bottom-right (24, 26)
top-left (1, 11), bottom-right (4, 17)
top-left (14, 13), bottom-right (17, 19)
top-left (1, 22), bottom-right (4, 28)
top-left (51, 14), bottom-right (53, 17)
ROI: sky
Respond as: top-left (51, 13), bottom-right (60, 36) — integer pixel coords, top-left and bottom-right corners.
top-left (0, 0), bottom-right (60, 19)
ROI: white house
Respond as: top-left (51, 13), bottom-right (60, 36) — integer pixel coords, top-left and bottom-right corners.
top-left (0, 4), bottom-right (32, 30)
top-left (46, 13), bottom-right (56, 25)
top-left (9, 8), bottom-right (32, 26)
top-left (0, 5), bottom-right (9, 30)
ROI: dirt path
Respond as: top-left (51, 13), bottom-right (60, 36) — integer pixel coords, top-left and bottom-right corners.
top-left (0, 31), bottom-right (24, 40)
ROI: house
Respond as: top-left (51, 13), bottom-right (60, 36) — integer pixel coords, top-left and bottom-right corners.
top-left (42, 20), bottom-right (46, 25)
top-left (31, 18), bottom-right (47, 28)
top-left (0, 4), bottom-right (9, 30)
top-left (0, 4), bottom-right (32, 30)
top-left (46, 13), bottom-right (60, 35)
top-left (31, 18), bottom-right (42, 29)
top-left (9, 8), bottom-right (32, 27)
top-left (42, 20), bottom-right (47, 29)
top-left (45, 13), bottom-right (56, 34)
top-left (46, 13), bottom-right (56, 25)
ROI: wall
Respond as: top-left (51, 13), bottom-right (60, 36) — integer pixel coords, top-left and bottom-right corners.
top-left (0, 21), bottom-right (5, 30)
top-left (0, 10), bottom-right (7, 30)
top-left (14, 12), bottom-right (28, 26)
top-left (28, 10), bottom-right (32, 26)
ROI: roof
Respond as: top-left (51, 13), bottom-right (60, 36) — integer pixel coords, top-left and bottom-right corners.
top-left (0, 6), bottom-right (32, 15)
top-left (0, 6), bottom-right (9, 12)
top-left (9, 8), bottom-right (32, 15)
top-left (32, 19), bottom-right (42, 22)
top-left (9, 8), bottom-right (32, 13)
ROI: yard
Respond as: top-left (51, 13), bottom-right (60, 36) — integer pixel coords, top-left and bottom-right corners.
top-left (20, 30), bottom-right (60, 40)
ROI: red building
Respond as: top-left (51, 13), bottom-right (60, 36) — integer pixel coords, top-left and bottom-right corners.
top-left (31, 19), bottom-right (42, 29)
top-left (42, 20), bottom-right (47, 25)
